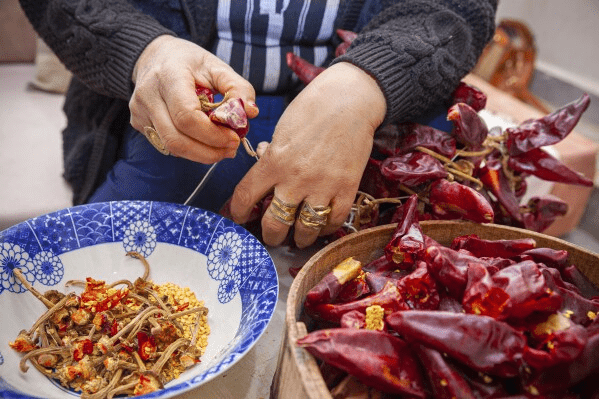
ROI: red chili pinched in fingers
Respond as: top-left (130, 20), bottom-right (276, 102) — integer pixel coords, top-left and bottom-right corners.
top-left (450, 234), bottom-right (537, 259)
top-left (428, 179), bottom-right (494, 224)
top-left (386, 310), bottom-right (527, 377)
top-left (195, 84), bottom-right (249, 138)
top-left (447, 102), bottom-right (489, 150)
top-left (297, 328), bottom-right (426, 397)
top-left (506, 93), bottom-right (590, 156)
top-left (380, 152), bottom-right (448, 187)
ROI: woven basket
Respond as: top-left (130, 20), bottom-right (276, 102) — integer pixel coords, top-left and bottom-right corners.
top-left (270, 220), bottom-right (599, 399)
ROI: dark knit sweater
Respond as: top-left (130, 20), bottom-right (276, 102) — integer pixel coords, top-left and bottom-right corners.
top-left (19, 0), bottom-right (497, 205)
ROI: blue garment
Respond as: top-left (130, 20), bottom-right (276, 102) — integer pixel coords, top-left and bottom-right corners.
top-left (89, 95), bottom-right (286, 212)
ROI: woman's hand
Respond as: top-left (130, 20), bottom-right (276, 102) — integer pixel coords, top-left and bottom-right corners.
top-left (130, 35), bottom-right (259, 163)
top-left (229, 62), bottom-right (387, 248)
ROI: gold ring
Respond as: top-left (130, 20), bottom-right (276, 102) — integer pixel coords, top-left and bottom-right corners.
top-left (268, 195), bottom-right (298, 226)
top-left (298, 202), bottom-right (332, 230)
top-left (143, 126), bottom-right (170, 155)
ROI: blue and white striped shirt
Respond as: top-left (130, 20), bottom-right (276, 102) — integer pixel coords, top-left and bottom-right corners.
top-left (212, 0), bottom-right (340, 94)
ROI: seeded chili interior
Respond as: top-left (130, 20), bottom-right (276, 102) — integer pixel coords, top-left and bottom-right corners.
top-left (9, 251), bottom-right (210, 398)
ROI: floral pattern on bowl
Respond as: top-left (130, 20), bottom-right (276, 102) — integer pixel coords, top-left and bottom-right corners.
top-left (0, 201), bottom-right (278, 398)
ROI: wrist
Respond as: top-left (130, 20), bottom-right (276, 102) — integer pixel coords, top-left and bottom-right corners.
top-left (132, 34), bottom-right (176, 84)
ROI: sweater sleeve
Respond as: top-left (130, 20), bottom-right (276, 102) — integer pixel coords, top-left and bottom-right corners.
top-left (331, 0), bottom-right (497, 126)
top-left (18, 0), bottom-right (176, 100)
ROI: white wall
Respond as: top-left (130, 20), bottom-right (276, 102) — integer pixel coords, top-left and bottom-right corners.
top-left (496, 0), bottom-right (599, 96)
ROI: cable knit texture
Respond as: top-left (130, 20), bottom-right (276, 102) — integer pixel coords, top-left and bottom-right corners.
top-left (19, 0), bottom-right (496, 205)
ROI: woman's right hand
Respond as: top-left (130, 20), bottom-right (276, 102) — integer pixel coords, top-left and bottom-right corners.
top-left (130, 35), bottom-right (259, 163)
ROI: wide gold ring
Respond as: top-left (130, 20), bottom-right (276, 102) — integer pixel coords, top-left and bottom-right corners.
top-left (298, 202), bottom-right (332, 230)
top-left (268, 195), bottom-right (298, 226)
top-left (143, 126), bottom-right (170, 155)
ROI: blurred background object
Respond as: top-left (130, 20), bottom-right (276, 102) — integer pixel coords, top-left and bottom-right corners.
top-left (473, 19), bottom-right (552, 114)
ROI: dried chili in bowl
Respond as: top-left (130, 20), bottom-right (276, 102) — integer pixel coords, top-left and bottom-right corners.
top-left (297, 198), bottom-right (599, 398)
top-left (9, 252), bottom-right (210, 398)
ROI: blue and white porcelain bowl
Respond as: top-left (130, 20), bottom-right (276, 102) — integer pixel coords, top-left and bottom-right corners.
top-left (0, 201), bottom-right (278, 398)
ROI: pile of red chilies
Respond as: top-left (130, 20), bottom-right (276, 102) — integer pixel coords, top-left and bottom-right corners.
top-left (298, 194), bottom-right (599, 398)
top-left (282, 30), bottom-right (593, 240)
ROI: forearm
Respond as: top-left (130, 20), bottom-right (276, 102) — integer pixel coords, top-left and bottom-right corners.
top-left (19, 0), bottom-right (175, 100)
top-left (332, 0), bottom-right (497, 125)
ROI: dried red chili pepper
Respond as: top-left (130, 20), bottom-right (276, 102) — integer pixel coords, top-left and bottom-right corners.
top-left (286, 52), bottom-right (325, 85)
top-left (339, 309), bottom-right (366, 329)
top-left (195, 84), bottom-right (250, 138)
top-left (359, 158), bottom-right (402, 199)
top-left (428, 179), bottom-right (494, 224)
top-left (520, 195), bottom-right (569, 233)
top-left (384, 194), bottom-right (425, 267)
top-left (424, 244), bottom-right (488, 299)
top-left (362, 254), bottom-right (397, 274)
top-left (462, 263), bottom-right (511, 319)
top-left (333, 270), bottom-right (370, 303)
top-left (304, 257), bottom-right (362, 307)
top-left (508, 148), bottom-right (593, 186)
top-left (386, 310), bottom-right (527, 377)
top-left (519, 247), bottom-right (569, 271)
top-left (297, 328), bottom-right (426, 397)
top-left (450, 81), bottom-right (487, 112)
top-left (209, 98), bottom-right (249, 138)
top-left (465, 260), bottom-right (563, 320)
top-left (305, 281), bottom-right (409, 324)
top-left (506, 93), bottom-right (590, 156)
top-left (137, 331), bottom-right (157, 361)
top-left (524, 326), bottom-right (599, 394)
top-left (415, 345), bottom-right (477, 399)
top-left (478, 155), bottom-right (522, 223)
top-left (334, 29), bottom-right (357, 57)
top-left (447, 102), bottom-right (489, 150)
top-left (542, 268), bottom-right (599, 327)
top-left (522, 324), bottom-right (587, 369)
top-left (450, 234), bottom-right (537, 259)
top-left (374, 123), bottom-right (456, 158)
top-left (380, 152), bottom-right (448, 187)
top-left (397, 261), bottom-right (440, 310)
top-left (562, 265), bottom-right (599, 299)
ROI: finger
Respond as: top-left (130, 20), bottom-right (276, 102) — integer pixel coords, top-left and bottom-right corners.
top-left (140, 103), bottom-right (238, 163)
top-left (261, 190), bottom-right (302, 247)
top-left (320, 195), bottom-right (354, 236)
top-left (161, 78), bottom-right (241, 149)
top-left (256, 141), bottom-right (269, 158)
top-left (230, 157), bottom-right (277, 224)
top-left (201, 62), bottom-right (259, 119)
top-left (293, 197), bottom-right (333, 249)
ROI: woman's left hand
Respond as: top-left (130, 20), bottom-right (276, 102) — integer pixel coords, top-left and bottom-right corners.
top-left (229, 62), bottom-right (386, 248)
